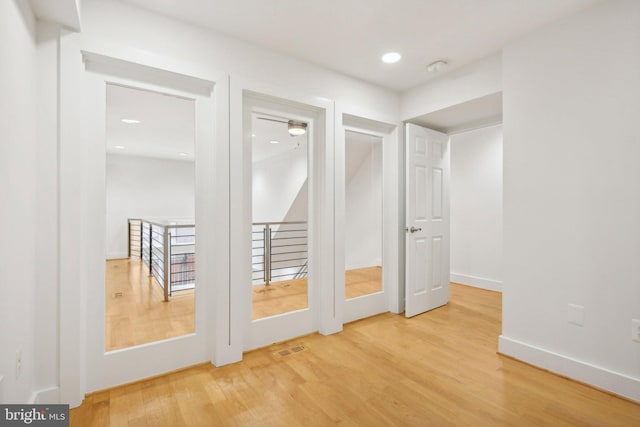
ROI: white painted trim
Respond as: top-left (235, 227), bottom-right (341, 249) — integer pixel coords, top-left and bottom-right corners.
top-left (499, 335), bottom-right (640, 403)
top-left (232, 76), bottom-right (337, 353)
top-left (344, 292), bottom-right (387, 324)
top-left (80, 70), bottom-right (222, 392)
top-left (82, 51), bottom-right (214, 96)
top-left (60, 42), bottom-right (231, 402)
top-left (450, 273), bottom-right (502, 292)
top-left (29, 0), bottom-right (81, 32)
top-left (33, 387), bottom-right (60, 404)
top-left (336, 107), bottom-right (403, 317)
top-left (59, 29), bottom-right (85, 409)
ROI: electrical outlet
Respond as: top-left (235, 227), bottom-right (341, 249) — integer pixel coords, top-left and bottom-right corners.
top-left (16, 349), bottom-right (22, 379)
top-left (632, 319), bottom-right (640, 343)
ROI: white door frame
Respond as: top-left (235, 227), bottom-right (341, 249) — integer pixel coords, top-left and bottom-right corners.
top-left (59, 45), bottom-right (230, 404)
top-left (230, 78), bottom-right (338, 353)
top-left (336, 113), bottom-right (402, 323)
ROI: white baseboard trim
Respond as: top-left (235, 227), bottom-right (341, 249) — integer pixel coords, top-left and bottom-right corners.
top-left (450, 273), bottom-right (502, 292)
top-left (499, 335), bottom-right (640, 402)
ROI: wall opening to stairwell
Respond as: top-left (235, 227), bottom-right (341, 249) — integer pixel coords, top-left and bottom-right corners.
top-left (251, 112), bottom-right (309, 320)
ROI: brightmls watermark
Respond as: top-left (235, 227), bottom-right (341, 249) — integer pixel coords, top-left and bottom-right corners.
top-left (0, 405), bottom-right (68, 426)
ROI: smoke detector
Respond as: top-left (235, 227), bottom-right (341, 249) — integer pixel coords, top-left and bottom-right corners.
top-left (426, 60), bottom-right (448, 73)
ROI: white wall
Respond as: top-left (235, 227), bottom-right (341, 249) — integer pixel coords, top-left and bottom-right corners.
top-left (106, 153), bottom-right (195, 259)
top-left (252, 146), bottom-right (307, 223)
top-left (345, 136), bottom-right (382, 270)
top-left (401, 53), bottom-right (502, 121)
top-left (500, 0), bottom-right (640, 401)
top-left (0, 0), bottom-right (38, 403)
top-left (450, 125), bottom-right (503, 291)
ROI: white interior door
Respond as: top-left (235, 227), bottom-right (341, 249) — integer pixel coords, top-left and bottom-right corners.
top-left (405, 123), bottom-right (450, 317)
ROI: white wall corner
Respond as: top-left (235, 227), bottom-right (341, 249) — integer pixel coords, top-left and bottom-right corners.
top-left (29, 0), bottom-right (81, 32)
top-left (499, 335), bottom-right (640, 403)
top-left (450, 273), bottom-right (502, 292)
top-left (33, 386), bottom-right (61, 404)
top-left (400, 52), bottom-right (502, 121)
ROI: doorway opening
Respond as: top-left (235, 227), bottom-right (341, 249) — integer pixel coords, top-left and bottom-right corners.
top-left (251, 112), bottom-right (309, 320)
top-left (241, 90), bottom-right (329, 351)
top-left (344, 130), bottom-right (383, 299)
top-left (104, 84), bottom-right (196, 351)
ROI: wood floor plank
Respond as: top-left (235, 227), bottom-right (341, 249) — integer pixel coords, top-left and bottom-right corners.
top-left (78, 283), bottom-right (640, 426)
top-left (106, 259), bottom-right (382, 347)
top-left (105, 258), bottom-right (195, 351)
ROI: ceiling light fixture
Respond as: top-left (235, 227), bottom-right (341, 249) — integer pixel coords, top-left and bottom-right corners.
top-left (269, 140), bottom-right (280, 144)
top-left (114, 145), bottom-right (125, 149)
top-left (287, 121), bottom-right (307, 136)
top-left (426, 60), bottom-right (448, 73)
top-left (121, 119), bottom-right (140, 124)
top-left (178, 152), bottom-right (189, 157)
top-left (381, 52), bottom-right (402, 64)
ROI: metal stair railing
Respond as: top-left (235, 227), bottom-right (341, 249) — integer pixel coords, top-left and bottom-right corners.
top-left (252, 221), bottom-right (308, 286)
top-left (129, 218), bottom-right (195, 301)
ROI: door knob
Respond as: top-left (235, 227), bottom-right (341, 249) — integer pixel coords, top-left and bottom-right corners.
top-left (409, 226), bottom-right (422, 233)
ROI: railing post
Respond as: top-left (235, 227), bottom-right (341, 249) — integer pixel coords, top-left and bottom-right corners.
top-left (265, 223), bottom-right (271, 286)
top-left (163, 227), bottom-right (170, 302)
top-left (148, 223), bottom-right (153, 277)
top-left (127, 219), bottom-right (131, 258)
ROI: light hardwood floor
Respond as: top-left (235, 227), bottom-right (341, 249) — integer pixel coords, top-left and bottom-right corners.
top-left (345, 266), bottom-right (381, 299)
top-left (252, 266), bottom-right (382, 319)
top-left (106, 259), bottom-right (382, 345)
top-left (80, 283), bottom-right (639, 426)
top-left (106, 259), bottom-right (195, 351)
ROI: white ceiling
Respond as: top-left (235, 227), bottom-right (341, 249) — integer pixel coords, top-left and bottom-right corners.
top-left (122, 0), bottom-right (602, 91)
top-left (106, 85), bottom-right (307, 163)
top-left (106, 84), bottom-right (195, 161)
top-left (252, 115), bottom-right (307, 163)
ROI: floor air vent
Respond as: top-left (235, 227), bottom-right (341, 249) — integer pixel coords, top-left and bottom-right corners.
top-left (274, 344), bottom-right (307, 358)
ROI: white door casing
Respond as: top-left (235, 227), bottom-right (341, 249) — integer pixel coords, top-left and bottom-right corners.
top-left (77, 52), bottom-right (229, 393)
top-left (233, 81), bottom-right (337, 351)
top-left (405, 123), bottom-right (450, 318)
top-left (338, 113), bottom-right (401, 323)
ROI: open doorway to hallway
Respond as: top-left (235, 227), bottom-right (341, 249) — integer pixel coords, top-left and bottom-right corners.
top-left (104, 84), bottom-right (196, 351)
top-left (250, 112), bottom-right (310, 319)
top-left (344, 130), bottom-right (383, 299)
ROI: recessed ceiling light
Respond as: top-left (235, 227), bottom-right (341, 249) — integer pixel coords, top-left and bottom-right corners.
top-left (269, 140), bottom-right (280, 144)
top-left (178, 152), bottom-right (189, 157)
top-left (381, 52), bottom-right (402, 64)
top-left (121, 119), bottom-right (140, 124)
top-left (252, 133), bottom-right (256, 137)
top-left (114, 145), bottom-right (125, 149)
